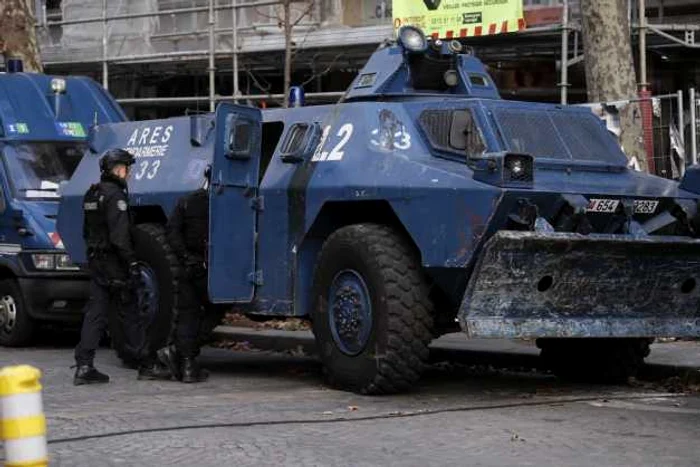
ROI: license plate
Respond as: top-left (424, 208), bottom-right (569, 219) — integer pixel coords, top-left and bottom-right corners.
top-left (586, 198), bottom-right (619, 213)
top-left (633, 200), bottom-right (659, 214)
top-left (586, 198), bottom-right (659, 214)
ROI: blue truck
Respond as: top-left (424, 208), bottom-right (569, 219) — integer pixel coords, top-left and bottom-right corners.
top-left (58, 27), bottom-right (700, 393)
top-left (0, 60), bottom-right (126, 346)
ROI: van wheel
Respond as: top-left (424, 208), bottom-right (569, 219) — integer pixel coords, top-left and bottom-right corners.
top-left (0, 279), bottom-right (34, 347)
top-left (108, 223), bottom-right (180, 365)
top-left (311, 224), bottom-right (434, 395)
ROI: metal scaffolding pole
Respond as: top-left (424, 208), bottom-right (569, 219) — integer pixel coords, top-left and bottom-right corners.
top-left (232, 0), bottom-right (239, 103)
top-left (639, 0), bottom-right (648, 91)
top-left (559, 0), bottom-right (569, 104)
top-left (208, 0), bottom-right (216, 112)
top-left (691, 88), bottom-right (697, 166)
top-left (44, 0), bottom-right (282, 27)
top-left (116, 91), bottom-right (344, 105)
top-left (679, 90), bottom-right (685, 173)
top-left (101, 0), bottom-right (108, 89)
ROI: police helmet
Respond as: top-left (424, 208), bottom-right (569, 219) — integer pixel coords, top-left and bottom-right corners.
top-left (100, 148), bottom-right (135, 173)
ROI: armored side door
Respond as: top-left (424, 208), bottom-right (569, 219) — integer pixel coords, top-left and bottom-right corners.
top-left (208, 104), bottom-right (262, 303)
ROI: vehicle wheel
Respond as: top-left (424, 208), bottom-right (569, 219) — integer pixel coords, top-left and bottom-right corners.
top-left (538, 338), bottom-right (652, 383)
top-left (311, 224), bottom-right (434, 395)
top-left (0, 279), bottom-right (34, 346)
top-left (108, 223), bottom-right (180, 365)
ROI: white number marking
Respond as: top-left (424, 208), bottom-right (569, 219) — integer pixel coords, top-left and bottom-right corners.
top-left (146, 160), bottom-right (161, 180)
top-left (311, 125), bottom-right (332, 162)
top-left (134, 160), bottom-right (162, 181)
top-left (312, 123), bottom-right (354, 162)
top-left (134, 160), bottom-right (149, 180)
top-left (326, 124), bottom-right (354, 161)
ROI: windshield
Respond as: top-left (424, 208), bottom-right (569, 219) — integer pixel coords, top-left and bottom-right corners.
top-left (2, 142), bottom-right (85, 199)
top-left (492, 107), bottom-right (628, 166)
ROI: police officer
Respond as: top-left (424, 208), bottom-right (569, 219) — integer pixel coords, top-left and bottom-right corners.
top-left (159, 166), bottom-right (221, 383)
top-left (74, 149), bottom-right (170, 385)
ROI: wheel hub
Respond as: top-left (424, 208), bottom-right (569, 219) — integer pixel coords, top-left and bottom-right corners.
top-left (0, 295), bottom-right (17, 334)
top-left (328, 270), bottom-right (372, 356)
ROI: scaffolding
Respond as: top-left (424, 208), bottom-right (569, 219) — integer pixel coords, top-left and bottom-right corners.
top-left (33, 0), bottom-right (700, 111)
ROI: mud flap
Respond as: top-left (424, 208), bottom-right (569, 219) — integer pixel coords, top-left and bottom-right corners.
top-left (459, 231), bottom-right (700, 338)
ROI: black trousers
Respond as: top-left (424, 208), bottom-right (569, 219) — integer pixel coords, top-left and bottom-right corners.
top-left (74, 259), bottom-right (147, 366)
top-left (174, 273), bottom-right (222, 358)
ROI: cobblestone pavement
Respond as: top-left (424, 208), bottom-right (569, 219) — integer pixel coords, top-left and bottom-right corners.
top-left (2, 343), bottom-right (700, 467)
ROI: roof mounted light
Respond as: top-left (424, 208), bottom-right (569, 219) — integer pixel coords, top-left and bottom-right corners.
top-left (397, 26), bottom-right (428, 54)
top-left (51, 78), bottom-right (66, 94)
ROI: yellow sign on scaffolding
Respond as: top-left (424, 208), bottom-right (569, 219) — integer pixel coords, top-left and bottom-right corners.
top-left (393, 0), bottom-right (525, 39)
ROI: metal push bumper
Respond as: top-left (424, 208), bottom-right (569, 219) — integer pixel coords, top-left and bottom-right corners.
top-left (459, 231), bottom-right (700, 338)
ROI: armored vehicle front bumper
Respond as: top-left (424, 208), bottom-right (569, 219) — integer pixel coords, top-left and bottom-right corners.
top-left (460, 231), bottom-right (700, 338)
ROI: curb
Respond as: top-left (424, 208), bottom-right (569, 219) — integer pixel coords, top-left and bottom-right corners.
top-left (212, 326), bottom-right (700, 383)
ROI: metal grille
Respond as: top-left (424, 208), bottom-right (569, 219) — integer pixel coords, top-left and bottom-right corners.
top-left (419, 110), bottom-right (452, 150)
top-left (549, 113), bottom-right (624, 164)
top-left (494, 108), bottom-right (625, 165)
top-left (494, 108), bottom-right (569, 160)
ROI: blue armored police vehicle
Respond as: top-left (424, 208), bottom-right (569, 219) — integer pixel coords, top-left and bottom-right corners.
top-left (0, 59), bottom-right (126, 346)
top-left (58, 26), bottom-right (700, 393)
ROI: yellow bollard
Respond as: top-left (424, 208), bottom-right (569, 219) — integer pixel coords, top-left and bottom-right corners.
top-left (0, 365), bottom-right (48, 467)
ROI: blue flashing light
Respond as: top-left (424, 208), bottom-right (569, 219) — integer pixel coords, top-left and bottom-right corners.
top-left (288, 86), bottom-right (305, 108)
top-left (7, 58), bottom-right (23, 73)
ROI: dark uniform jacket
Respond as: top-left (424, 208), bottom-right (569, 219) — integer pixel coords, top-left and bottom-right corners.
top-left (82, 172), bottom-right (137, 276)
top-left (167, 188), bottom-right (209, 275)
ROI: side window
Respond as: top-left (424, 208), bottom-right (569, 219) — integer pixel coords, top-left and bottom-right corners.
top-left (278, 122), bottom-right (320, 163)
top-left (280, 123), bottom-right (310, 155)
top-left (450, 109), bottom-right (486, 157)
top-left (226, 118), bottom-right (253, 159)
top-left (419, 108), bottom-right (486, 158)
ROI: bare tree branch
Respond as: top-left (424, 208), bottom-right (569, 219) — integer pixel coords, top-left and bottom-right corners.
top-left (291, 0), bottom-right (316, 27)
top-left (300, 52), bottom-right (345, 87)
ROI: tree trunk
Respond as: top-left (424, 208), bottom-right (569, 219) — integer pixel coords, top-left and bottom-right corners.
top-left (283, 0), bottom-right (292, 108)
top-left (580, 0), bottom-right (647, 172)
top-left (0, 0), bottom-right (43, 73)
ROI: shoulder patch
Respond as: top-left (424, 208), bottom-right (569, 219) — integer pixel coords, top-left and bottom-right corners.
top-left (117, 200), bottom-right (128, 211)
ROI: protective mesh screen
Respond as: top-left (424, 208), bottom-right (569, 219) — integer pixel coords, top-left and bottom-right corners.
top-left (494, 109), bottom-right (569, 160)
top-left (549, 112), bottom-right (623, 163)
top-left (493, 108), bottom-right (624, 165)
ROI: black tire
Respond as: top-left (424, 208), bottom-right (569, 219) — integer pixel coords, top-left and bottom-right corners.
top-left (0, 279), bottom-right (34, 346)
top-left (108, 223), bottom-right (180, 365)
top-left (311, 224), bottom-right (434, 395)
top-left (538, 338), bottom-right (652, 383)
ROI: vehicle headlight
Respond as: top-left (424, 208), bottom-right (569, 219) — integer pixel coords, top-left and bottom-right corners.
top-left (51, 78), bottom-right (67, 94)
top-left (32, 254), bottom-right (55, 270)
top-left (56, 254), bottom-right (79, 271)
top-left (398, 25), bottom-right (428, 54)
top-left (31, 253), bottom-right (79, 270)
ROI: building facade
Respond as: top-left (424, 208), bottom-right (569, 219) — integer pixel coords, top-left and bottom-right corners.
top-left (27, 0), bottom-right (700, 123)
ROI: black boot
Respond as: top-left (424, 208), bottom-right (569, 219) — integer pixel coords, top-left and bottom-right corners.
top-left (157, 345), bottom-right (181, 381)
top-left (74, 365), bottom-right (110, 386)
top-left (137, 362), bottom-right (173, 381)
top-left (181, 357), bottom-right (208, 383)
